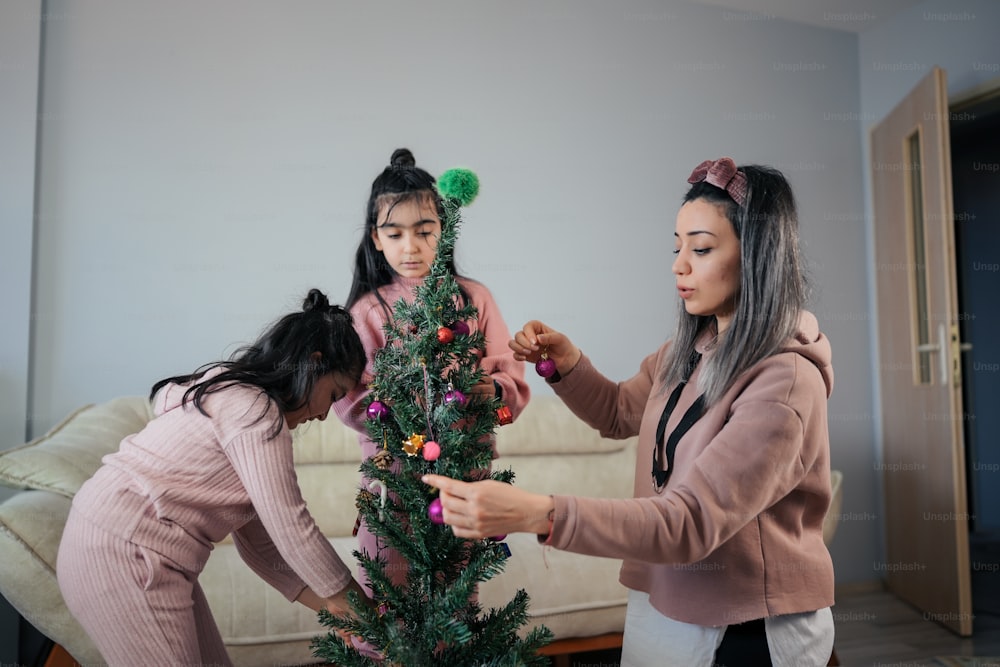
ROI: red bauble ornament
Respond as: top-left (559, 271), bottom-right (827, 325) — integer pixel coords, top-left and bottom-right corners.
top-left (535, 356), bottom-right (557, 378)
top-left (437, 327), bottom-right (455, 344)
top-left (422, 440), bottom-right (441, 461)
top-left (444, 390), bottom-right (467, 407)
top-left (450, 320), bottom-right (470, 336)
top-left (428, 498), bottom-right (445, 525)
top-left (366, 400), bottom-right (389, 421)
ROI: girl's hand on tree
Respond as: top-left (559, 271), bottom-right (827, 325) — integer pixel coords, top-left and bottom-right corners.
top-left (508, 320), bottom-right (582, 377)
top-left (421, 474), bottom-right (554, 539)
top-left (323, 578), bottom-right (371, 619)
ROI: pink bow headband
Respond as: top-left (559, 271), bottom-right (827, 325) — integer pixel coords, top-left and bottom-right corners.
top-left (687, 157), bottom-right (747, 207)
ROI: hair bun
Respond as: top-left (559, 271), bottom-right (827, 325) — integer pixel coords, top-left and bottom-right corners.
top-left (302, 288), bottom-right (331, 313)
top-left (390, 148), bottom-right (416, 168)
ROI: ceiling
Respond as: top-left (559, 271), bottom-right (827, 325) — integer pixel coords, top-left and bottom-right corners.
top-left (687, 0), bottom-right (926, 32)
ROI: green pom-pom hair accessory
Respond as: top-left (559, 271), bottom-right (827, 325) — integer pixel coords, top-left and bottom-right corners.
top-left (436, 168), bottom-right (479, 207)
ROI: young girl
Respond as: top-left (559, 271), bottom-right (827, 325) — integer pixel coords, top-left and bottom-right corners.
top-left (426, 158), bottom-right (836, 667)
top-left (333, 148), bottom-right (530, 597)
top-left (57, 289), bottom-right (370, 667)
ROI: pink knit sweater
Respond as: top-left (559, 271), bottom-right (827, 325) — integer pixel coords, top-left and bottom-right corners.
top-left (70, 375), bottom-right (352, 601)
top-left (547, 311), bottom-right (835, 626)
top-left (333, 275), bottom-right (530, 456)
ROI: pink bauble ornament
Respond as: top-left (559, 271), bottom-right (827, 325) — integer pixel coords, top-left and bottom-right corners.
top-left (366, 400), bottom-right (388, 421)
top-left (444, 390), bottom-right (467, 407)
top-left (450, 320), bottom-right (470, 336)
top-left (422, 440), bottom-right (441, 461)
top-left (535, 357), bottom-right (557, 378)
top-left (428, 498), bottom-right (444, 525)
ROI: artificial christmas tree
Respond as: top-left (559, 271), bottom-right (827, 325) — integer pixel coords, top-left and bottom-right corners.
top-left (311, 169), bottom-right (552, 666)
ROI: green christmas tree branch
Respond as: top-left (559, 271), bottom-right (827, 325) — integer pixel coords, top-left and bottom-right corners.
top-left (312, 172), bottom-right (552, 666)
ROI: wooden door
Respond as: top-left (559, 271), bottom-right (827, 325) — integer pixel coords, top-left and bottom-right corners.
top-left (870, 66), bottom-right (972, 636)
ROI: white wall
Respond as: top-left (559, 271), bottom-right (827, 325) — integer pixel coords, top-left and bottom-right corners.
top-left (0, 2), bottom-right (41, 452)
top-left (0, 0), bottom-right (42, 659)
top-left (28, 0), bottom-right (873, 581)
top-left (857, 0), bottom-right (1000, 577)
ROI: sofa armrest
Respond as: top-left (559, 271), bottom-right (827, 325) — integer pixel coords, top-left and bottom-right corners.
top-left (0, 397), bottom-right (153, 497)
top-left (0, 489), bottom-right (103, 665)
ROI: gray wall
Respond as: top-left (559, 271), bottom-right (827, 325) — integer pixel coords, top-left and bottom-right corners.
top-left (857, 0), bottom-right (1000, 572)
top-left (17, 0), bottom-right (879, 596)
top-left (0, 1), bottom-right (41, 659)
top-left (0, 3), bottom-right (41, 455)
top-left (29, 0), bottom-right (875, 585)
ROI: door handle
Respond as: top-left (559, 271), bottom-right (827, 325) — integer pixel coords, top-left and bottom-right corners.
top-left (915, 324), bottom-right (949, 386)
top-left (915, 323), bottom-right (973, 387)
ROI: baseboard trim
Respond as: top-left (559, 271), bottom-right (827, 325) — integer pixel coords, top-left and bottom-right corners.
top-left (835, 579), bottom-right (886, 597)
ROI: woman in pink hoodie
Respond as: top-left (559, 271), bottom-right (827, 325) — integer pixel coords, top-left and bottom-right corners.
top-left (426, 159), bottom-right (836, 667)
top-left (57, 289), bottom-right (370, 667)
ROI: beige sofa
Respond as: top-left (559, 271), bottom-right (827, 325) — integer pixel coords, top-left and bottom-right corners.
top-left (0, 395), bottom-right (637, 666)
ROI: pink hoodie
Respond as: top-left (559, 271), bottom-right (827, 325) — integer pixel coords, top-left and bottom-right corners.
top-left (547, 311), bottom-right (834, 626)
top-left (333, 274), bottom-right (530, 458)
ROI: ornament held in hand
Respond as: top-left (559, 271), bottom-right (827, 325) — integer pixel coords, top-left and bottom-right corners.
top-left (535, 353), bottom-right (557, 378)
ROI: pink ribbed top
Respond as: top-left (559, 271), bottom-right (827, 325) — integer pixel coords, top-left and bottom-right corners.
top-left (70, 375), bottom-right (351, 601)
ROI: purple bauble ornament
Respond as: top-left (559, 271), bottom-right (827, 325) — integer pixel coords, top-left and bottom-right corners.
top-left (490, 534), bottom-right (507, 542)
top-left (444, 390), bottom-right (467, 407)
top-left (366, 400), bottom-right (388, 421)
top-left (450, 320), bottom-right (470, 336)
top-left (535, 357), bottom-right (557, 378)
top-left (428, 498), bottom-right (445, 525)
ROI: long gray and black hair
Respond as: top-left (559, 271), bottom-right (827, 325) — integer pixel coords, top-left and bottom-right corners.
top-left (660, 163), bottom-right (808, 407)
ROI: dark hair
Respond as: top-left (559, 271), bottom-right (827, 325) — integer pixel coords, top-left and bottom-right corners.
top-left (346, 148), bottom-right (462, 315)
top-left (149, 289), bottom-right (366, 438)
top-left (661, 164), bottom-right (808, 406)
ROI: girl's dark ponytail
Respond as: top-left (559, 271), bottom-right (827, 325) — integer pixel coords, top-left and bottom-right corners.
top-left (149, 288), bottom-right (365, 439)
top-left (303, 288), bottom-right (330, 313)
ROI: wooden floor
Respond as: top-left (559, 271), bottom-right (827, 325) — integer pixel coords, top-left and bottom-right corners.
top-left (829, 584), bottom-right (1000, 667)
top-left (559, 584), bottom-right (1000, 667)
top-left (43, 586), bottom-right (1000, 667)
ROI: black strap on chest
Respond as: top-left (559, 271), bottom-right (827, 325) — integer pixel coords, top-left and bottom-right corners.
top-left (652, 351), bottom-right (705, 492)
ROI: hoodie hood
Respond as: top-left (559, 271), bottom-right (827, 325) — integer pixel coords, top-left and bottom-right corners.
top-left (781, 310), bottom-right (834, 397)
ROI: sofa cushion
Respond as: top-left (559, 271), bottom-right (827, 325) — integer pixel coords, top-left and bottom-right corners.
top-left (0, 397), bottom-right (153, 497)
top-left (497, 397), bottom-right (633, 457)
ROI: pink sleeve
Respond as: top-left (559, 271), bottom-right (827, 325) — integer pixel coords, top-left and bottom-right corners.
top-left (231, 517), bottom-right (308, 601)
top-left (332, 300), bottom-right (388, 433)
top-left (550, 350), bottom-right (659, 440)
top-left (223, 427), bottom-right (352, 599)
top-left (548, 398), bottom-right (809, 564)
top-left (466, 282), bottom-right (531, 421)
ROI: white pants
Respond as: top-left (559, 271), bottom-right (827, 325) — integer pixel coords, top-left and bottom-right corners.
top-left (620, 589), bottom-right (834, 667)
